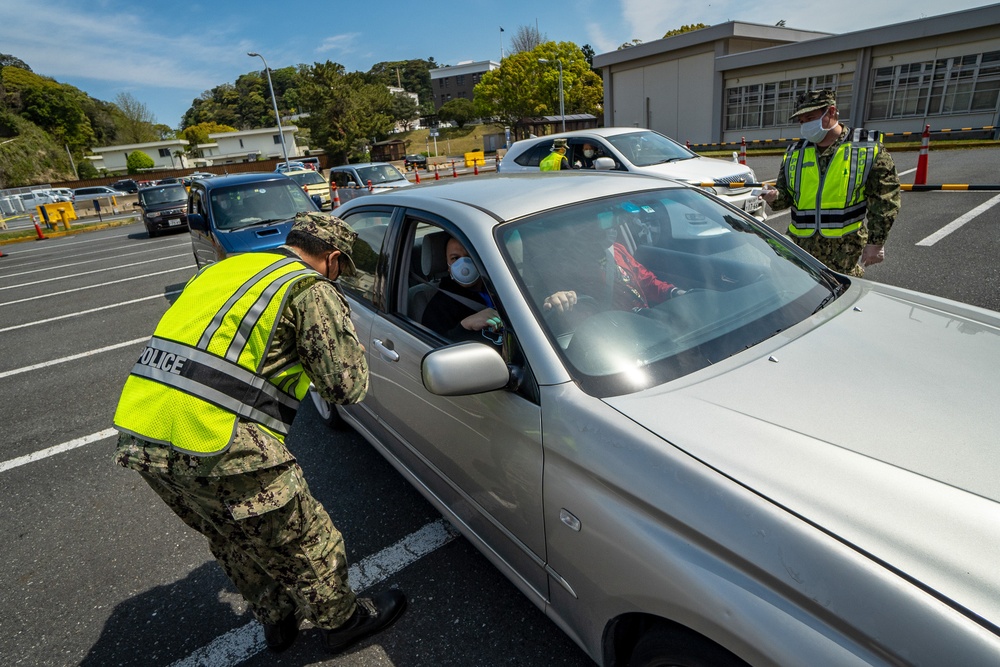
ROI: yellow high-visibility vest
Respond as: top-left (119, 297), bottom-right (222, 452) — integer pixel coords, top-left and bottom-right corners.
top-left (540, 151), bottom-right (566, 171)
top-left (113, 253), bottom-right (319, 455)
top-left (785, 129), bottom-right (881, 238)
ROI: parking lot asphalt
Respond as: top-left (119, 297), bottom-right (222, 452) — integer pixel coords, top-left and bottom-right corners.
top-left (2, 148), bottom-right (999, 666)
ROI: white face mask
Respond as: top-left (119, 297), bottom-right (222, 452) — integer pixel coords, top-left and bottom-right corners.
top-left (583, 149), bottom-right (596, 158)
top-left (800, 109), bottom-right (833, 143)
top-left (449, 256), bottom-right (480, 287)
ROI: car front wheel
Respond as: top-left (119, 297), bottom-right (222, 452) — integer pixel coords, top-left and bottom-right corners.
top-left (308, 388), bottom-right (348, 429)
top-left (628, 625), bottom-right (748, 667)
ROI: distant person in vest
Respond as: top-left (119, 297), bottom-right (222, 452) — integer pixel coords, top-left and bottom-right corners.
top-left (540, 137), bottom-right (570, 171)
top-left (760, 89), bottom-right (901, 276)
top-left (112, 211), bottom-right (406, 656)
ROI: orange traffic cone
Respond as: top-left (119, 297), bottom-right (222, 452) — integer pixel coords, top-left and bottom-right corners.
top-left (435, 168), bottom-right (440, 181)
top-left (914, 124), bottom-right (930, 185)
top-left (451, 162), bottom-right (457, 178)
top-left (415, 171), bottom-right (421, 184)
top-left (332, 185), bottom-right (341, 207)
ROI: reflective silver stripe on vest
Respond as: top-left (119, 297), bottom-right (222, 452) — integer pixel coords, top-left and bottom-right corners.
top-left (226, 268), bottom-right (316, 364)
top-left (129, 336), bottom-right (299, 434)
top-left (197, 257), bottom-right (302, 350)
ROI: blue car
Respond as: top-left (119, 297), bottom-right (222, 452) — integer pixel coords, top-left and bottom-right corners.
top-left (186, 172), bottom-right (320, 267)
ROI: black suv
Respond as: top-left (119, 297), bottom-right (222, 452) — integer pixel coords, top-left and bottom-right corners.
top-left (137, 184), bottom-right (189, 237)
top-left (112, 179), bottom-right (140, 193)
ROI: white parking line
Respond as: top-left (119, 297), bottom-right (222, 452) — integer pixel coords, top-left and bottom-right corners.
top-left (0, 337), bottom-right (147, 379)
top-left (0, 254), bottom-right (190, 291)
top-left (0, 266), bottom-right (192, 307)
top-left (916, 192), bottom-right (1000, 246)
top-left (0, 242), bottom-right (189, 278)
top-left (171, 519), bottom-right (459, 667)
top-left (0, 428), bottom-right (118, 473)
top-left (0, 291), bottom-right (183, 332)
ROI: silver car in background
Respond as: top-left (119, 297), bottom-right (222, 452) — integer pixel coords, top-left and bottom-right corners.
top-left (499, 128), bottom-right (765, 221)
top-left (315, 172), bottom-right (999, 666)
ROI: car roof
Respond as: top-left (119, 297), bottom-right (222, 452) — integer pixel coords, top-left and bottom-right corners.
top-left (332, 162), bottom-right (394, 169)
top-left (517, 127), bottom-right (662, 143)
top-left (338, 172), bottom-right (681, 223)
top-left (283, 169), bottom-right (324, 177)
top-left (194, 172), bottom-right (294, 190)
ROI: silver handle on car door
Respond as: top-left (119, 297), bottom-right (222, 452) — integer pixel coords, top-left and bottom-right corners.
top-left (373, 338), bottom-right (399, 362)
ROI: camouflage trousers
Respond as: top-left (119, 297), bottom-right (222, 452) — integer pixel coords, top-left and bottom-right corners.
top-left (790, 230), bottom-right (867, 277)
top-left (139, 463), bottom-right (356, 628)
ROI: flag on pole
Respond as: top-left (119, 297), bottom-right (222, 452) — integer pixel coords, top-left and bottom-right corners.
top-left (499, 26), bottom-right (504, 32)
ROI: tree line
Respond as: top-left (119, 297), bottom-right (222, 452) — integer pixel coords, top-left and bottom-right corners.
top-left (0, 27), bottom-right (621, 188)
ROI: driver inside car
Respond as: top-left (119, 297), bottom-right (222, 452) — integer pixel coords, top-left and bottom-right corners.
top-left (421, 236), bottom-right (504, 345)
top-left (540, 216), bottom-right (684, 314)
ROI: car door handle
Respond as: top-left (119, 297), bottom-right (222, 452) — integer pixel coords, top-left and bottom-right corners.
top-left (373, 338), bottom-right (399, 362)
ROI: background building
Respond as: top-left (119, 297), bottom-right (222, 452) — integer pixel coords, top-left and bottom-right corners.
top-left (593, 5), bottom-right (1000, 145)
top-left (430, 60), bottom-right (500, 111)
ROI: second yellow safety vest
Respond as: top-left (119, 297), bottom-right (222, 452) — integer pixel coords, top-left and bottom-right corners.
top-left (540, 151), bottom-right (566, 171)
top-left (113, 252), bottom-right (320, 455)
top-left (785, 128), bottom-right (881, 238)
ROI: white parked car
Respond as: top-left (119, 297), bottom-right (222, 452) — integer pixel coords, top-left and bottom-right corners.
top-left (499, 127), bottom-right (765, 220)
top-left (18, 191), bottom-right (59, 207)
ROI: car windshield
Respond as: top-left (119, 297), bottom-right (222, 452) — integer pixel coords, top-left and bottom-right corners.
top-left (500, 186), bottom-right (840, 397)
top-left (606, 130), bottom-right (696, 167)
top-left (288, 171), bottom-right (327, 186)
top-left (209, 181), bottom-right (314, 230)
top-left (355, 165), bottom-right (406, 185)
top-left (138, 186), bottom-right (186, 207)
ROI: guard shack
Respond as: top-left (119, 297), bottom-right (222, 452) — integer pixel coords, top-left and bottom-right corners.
top-left (371, 139), bottom-right (406, 163)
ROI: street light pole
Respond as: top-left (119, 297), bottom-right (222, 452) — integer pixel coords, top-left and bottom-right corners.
top-left (538, 58), bottom-right (566, 132)
top-left (248, 51), bottom-right (290, 169)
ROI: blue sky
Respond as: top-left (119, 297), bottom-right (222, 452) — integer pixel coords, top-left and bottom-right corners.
top-left (1, 0), bottom-right (995, 130)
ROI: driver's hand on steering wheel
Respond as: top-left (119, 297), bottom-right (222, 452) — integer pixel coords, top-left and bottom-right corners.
top-left (543, 290), bottom-right (578, 313)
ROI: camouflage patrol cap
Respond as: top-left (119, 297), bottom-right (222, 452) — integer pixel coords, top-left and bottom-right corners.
top-left (552, 138), bottom-right (568, 150)
top-left (291, 211), bottom-right (358, 277)
top-left (790, 89), bottom-right (837, 120)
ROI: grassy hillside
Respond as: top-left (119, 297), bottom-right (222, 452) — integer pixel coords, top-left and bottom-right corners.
top-left (395, 123), bottom-right (507, 157)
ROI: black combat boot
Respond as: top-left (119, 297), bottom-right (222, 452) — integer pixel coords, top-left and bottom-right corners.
top-left (262, 610), bottom-right (299, 652)
top-left (322, 589), bottom-right (407, 654)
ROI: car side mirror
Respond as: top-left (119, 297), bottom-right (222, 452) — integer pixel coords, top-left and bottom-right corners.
top-left (593, 157), bottom-right (617, 171)
top-left (422, 342), bottom-right (510, 396)
top-left (187, 213), bottom-right (206, 231)
top-left (311, 194), bottom-right (323, 208)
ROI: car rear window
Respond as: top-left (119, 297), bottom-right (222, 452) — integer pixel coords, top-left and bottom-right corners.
top-left (513, 142), bottom-right (554, 167)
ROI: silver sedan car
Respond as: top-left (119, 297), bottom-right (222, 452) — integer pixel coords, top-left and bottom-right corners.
top-left (314, 172), bottom-right (1000, 666)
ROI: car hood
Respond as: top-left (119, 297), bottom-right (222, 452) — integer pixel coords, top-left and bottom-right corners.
top-left (216, 220), bottom-right (293, 254)
top-left (605, 281), bottom-right (1000, 624)
top-left (636, 155), bottom-right (754, 186)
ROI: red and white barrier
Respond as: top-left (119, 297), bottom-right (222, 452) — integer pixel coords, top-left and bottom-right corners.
top-left (914, 124), bottom-right (930, 185)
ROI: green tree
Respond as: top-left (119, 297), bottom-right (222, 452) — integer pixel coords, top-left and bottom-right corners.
top-left (1, 67), bottom-right (95, 150)
top-left (0, 53), bottom-right (31, 71)
top-left (298, 61), bottom-right (394, 163)
top-left (368, 58), bottom-right (437, 105)
top-left (181, 121), bottom-right (238, 148)
top-left (474, 42), bottom-right (603, 136)
top-left (113, 92), bottom-right (158, 144)
top-left (663, 23), bottom-right (709, 38)
top-left (390, 92), bottom-right (419, 131)
top-left (126, 149), bottom-right (154, 174)
top-left (76, 158), bottom-right (99, 179)
top-left (438, 98), bottom-right (476, 128)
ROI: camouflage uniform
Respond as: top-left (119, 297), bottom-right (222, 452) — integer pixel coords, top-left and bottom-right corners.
top-left (769, 102), bottom-right (901, 277)
top-left (115, 212), bottom-right (368, 629)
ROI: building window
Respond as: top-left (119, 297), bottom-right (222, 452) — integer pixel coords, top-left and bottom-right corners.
top-left (473, 73), bottom-right (482, 83)
top-left (725, 74), bottom-right (852, 131)
top-left (158, 148), bottom-right (171, 158)
top-left (273, 135), bottom-right (282, 144)
top-left (456, 75), bottom-right (465, 85)
top-left (444, 77), bottom-right (450, 88)
top-left (868, 50), bottom-right (1000, 120)
top-left (239, 139), bottom-right (244, 148)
